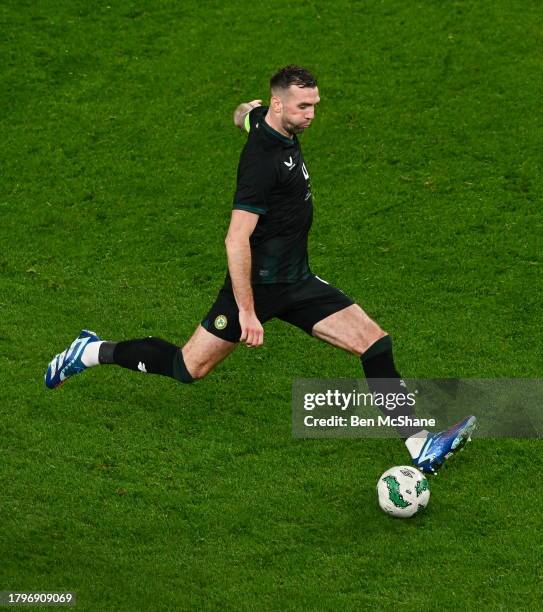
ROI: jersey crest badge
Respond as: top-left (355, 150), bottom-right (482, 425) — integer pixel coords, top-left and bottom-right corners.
top-left (214, 315), bottom-right (228, 330)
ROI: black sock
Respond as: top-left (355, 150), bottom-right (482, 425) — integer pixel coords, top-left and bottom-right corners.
top-left (98, 342), bottom-right (116, 364)
top-left (98, 337), bottom-right (194, 383)
top-left (361, 335), bottom-right (417, 439)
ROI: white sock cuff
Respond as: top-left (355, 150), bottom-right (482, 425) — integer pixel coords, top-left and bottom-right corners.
top-left (405, 429), bottom-right (429, 460)
top-left (81, 341), bottom-right (104, 367)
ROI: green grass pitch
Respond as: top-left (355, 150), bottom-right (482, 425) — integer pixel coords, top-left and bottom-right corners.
top-left (1, 0), bottom-right (542, 609)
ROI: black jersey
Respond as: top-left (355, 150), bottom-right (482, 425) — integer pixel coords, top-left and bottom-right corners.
top-left (229, 105), bottom-right (313, 285)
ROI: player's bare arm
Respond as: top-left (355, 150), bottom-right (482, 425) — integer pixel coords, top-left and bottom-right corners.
top-left (225, 210), bottom-right (264, 348)
top-left (233, 99), bottom-right (262, 129)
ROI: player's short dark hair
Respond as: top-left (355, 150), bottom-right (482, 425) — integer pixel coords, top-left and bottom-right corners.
top-left (270, 65), bottom-right (317, 92)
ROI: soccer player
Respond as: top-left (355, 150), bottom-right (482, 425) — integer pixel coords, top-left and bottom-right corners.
top-left (45, 65), bottom-right (476, 473)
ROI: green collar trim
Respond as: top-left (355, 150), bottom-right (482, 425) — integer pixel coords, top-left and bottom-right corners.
top-left (262, 119), bottom-right (296, 146)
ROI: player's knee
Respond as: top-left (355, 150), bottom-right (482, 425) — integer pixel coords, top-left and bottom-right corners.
top-left (352, 325), bottom-right (387, 356)
top-left (190, 367), bottom-right (206, 380)
top-left (185, 360), bottom-right (213, 380)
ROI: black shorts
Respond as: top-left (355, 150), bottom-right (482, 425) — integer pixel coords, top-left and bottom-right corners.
top-left (201, 274), bottom-right (355, 343)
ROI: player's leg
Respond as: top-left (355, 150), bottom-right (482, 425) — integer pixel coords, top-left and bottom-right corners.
top-left (45, 284), bottom-right (241, 389)
top-left (100, 325), bottom-right (237, 381)
top-left (279, 275), bottom-right (476, 473)
top-left (311, 302), bottom-right (476, 472)
top-left (44, 326), bottom-right (236, 388)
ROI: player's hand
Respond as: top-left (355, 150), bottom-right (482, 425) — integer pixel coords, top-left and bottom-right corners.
top-left (239, 310), bottom-right (264, 347)
top-left (247, 99), bottom-right (262, 109)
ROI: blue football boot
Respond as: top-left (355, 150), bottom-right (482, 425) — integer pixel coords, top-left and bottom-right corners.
top-left (44, 329), bottom-right (101, 389)
top-left (409, 416), bottom-right (477, 474)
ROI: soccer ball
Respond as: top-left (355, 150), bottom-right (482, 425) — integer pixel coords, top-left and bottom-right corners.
top-left (377, 465), bottom-right (430, 518)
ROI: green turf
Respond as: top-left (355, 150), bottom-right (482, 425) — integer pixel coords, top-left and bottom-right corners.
top-left (1, 0), bottom-right (542, 609)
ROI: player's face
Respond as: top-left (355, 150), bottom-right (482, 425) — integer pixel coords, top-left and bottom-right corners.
top-left (278, 86), bottom-right (320, 135)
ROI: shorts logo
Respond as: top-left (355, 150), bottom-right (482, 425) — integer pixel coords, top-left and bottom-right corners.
top-left (214, 315), bottom-right (228, 330)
